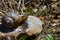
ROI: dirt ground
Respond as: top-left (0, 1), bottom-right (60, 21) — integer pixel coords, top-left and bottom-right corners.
top-left (0, 0), bottom-right (60, 40)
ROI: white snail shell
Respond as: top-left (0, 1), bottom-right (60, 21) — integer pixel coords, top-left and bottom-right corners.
top-left (25, 15), bottom-right (42, 35)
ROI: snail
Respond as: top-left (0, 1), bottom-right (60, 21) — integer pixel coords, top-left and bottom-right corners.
top-left (1, 11), bottom-right (43, 36)
top-left (1, 11), bottom-right (27, 30)
top-left (0, 12), bottom-right (43, 40)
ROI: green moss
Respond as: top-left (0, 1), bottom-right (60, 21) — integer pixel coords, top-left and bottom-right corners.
top-left (19, 34), bottom-right (28, 40)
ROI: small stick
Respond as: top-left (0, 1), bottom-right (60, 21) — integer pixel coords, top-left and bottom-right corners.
top-left (8, 0), bottom-right (13, 9)
top-left (0, 12), bottom-right (4, 16)
top-left (17, 0), bottom-right (21, 10)
top-left (2, 0), bottom-right (8, 9)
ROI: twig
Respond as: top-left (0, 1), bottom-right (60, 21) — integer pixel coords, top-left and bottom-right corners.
top-left (8, 0), bottom-right (13, 9)
top-left (25, 1), bottom-right (31, 5)
top-left (21, 0), bottom-right (24, 14)
top-left (2, 0), bottom-right (8, 9)
top-left (17, 0), bottom-right (21, 10)
top-left (0, 12), bottom-right (4, 16)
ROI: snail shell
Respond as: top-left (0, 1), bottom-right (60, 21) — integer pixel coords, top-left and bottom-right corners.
top-left (6, 11), bottom-right (19, 22)
top-left (2, 16), bottom-right (14, 29)
top-left (6, 12), bottom-right (27, 25)
top-left (25, 15), bottom-right (42, 35)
